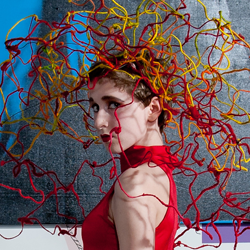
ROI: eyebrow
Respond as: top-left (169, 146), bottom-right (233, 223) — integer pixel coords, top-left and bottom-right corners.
top-left (88, 96), bottom-right (125, 104)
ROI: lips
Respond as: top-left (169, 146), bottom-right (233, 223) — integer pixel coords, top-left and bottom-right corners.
top-left (100, 134), bottom-right (110, 142)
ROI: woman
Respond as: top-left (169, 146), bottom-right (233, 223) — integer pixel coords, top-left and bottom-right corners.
top-left (1, 1), bottom-right (250, 248)
top-left (81, 53), bottom-right (179, 250)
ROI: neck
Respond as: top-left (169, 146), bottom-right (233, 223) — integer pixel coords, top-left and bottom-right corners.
top-left (136, 125), bottom-right (163, 147)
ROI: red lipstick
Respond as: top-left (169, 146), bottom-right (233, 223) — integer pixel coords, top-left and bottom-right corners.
top-left (101, 134), bottom-right (110, 142)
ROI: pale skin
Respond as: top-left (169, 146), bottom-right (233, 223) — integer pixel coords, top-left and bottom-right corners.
top-left (89, 78), bottom-right (170, 250)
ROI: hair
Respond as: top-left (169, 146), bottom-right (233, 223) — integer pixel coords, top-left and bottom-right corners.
top-left (88, 52), bottom-right (173, 133)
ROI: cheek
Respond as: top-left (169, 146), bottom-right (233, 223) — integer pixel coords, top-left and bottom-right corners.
top-left (118, 107), bottom-right (147, 135)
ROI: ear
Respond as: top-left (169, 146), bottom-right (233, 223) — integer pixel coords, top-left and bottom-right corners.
top-left (148, 96), bottom-right (162, 122)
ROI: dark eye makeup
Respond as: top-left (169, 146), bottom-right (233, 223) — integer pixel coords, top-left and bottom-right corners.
top-left (91, 103), bottom-right (99, 113)
top-left (108, 101), bottom-right (120, 109)
top-left (90, 101), bottom-right (121, 113)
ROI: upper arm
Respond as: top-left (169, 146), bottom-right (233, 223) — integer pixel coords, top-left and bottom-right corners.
top-left (111, 165), bottom-right (169, 250)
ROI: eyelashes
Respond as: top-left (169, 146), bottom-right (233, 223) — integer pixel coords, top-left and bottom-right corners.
top-left (91, 103), bottom-right (99, 113)
top-left (108, 101), bottom-right (120, 109)
top-left (90, 101), bottom-right (121, 113)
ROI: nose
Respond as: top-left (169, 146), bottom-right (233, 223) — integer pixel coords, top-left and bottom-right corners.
top-left (94, 109), bottom-right (109, 131)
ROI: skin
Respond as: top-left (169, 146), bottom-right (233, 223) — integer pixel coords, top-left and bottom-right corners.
top-left (89, 78), bottom-right (170, 250)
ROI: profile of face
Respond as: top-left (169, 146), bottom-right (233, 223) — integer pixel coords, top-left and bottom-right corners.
top-left (88, 78), bottom-right (152, 154)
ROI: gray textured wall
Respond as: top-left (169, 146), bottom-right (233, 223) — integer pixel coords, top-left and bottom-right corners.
top-left (1, 0), bottom-right (250, 225)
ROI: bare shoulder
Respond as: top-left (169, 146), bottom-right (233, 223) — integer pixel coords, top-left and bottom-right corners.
top-left (114, 162), bottom-right (170, 203)
top-left (110, 163), bottom-right (171, 249)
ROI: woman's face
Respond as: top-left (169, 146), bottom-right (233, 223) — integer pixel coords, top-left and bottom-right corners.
top-left (89, 78), bottom-right (150, 153)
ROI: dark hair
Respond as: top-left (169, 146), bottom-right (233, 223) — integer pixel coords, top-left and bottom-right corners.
top-left (88, 53), bottom-right (173, 133)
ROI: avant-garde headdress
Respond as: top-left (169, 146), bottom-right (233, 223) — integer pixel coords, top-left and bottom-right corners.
top-left (1, 0), bottom-right (250, 248)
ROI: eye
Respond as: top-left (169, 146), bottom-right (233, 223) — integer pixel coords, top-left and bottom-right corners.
top-left (108, 102), bottom-right (120, 109)
top-left (91, 103), bottom-right (99, 113)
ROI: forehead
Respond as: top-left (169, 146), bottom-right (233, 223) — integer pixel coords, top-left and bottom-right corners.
top-left (89, 78), bottom-right (129, 99)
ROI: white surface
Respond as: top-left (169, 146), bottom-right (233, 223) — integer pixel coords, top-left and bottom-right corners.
top-left (0, 225), bottom-right (83, 250)
top-left (0, 225), bottom-right (250, 249)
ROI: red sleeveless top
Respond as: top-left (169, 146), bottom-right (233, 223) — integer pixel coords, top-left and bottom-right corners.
top-left (82, 145), bottom-right (179, 250)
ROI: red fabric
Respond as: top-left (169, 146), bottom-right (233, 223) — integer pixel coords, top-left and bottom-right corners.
top-left (81, 145), bottom-right (179, 250)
